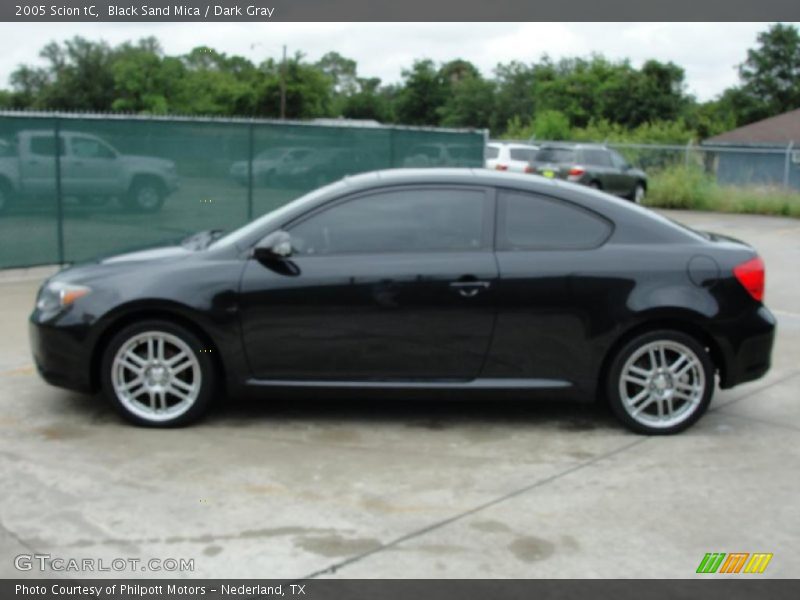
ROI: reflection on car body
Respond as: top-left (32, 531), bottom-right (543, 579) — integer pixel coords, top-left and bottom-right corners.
top-left (0, 130), bottom-right (179, 213)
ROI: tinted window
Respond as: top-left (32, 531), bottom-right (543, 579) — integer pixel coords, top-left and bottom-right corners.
top-left (71, 137), bottom-right (115, 159)
top-left (498, 190), bottom-right (611, 250)
top-left (290, 188), bottom-right (487, 255)
top-left (29, 135), bottom-right (65, 157)
top-left (535, 147), bottom-right (576, 163)
top-left (509, 148), bottom-right (536, 162)
top-left (610, 151), bottom-right (629, 169)
top-left (581, 149), bottom-right (613, 167)
top-left (485, 146), bottom-right (500, 159)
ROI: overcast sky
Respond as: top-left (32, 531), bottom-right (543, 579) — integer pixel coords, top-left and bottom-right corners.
top-left (0, 22), bottom-right (793, 101)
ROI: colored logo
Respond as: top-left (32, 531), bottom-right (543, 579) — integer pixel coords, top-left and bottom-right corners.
top-left (696, 553), bottom-right (773, 574)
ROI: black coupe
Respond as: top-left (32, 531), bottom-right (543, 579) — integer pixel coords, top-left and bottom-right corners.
top-left (29, 169), bottom-right (775, 434)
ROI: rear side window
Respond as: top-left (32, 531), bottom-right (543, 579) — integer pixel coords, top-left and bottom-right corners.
top-left (497, 190), bottom-right (612, 250)
top-left (485, 146), bottom-right (500, 159)
top-left (29, 135), bottom-right (65, 157)
top-left (509, 147), bottom-right (536, 162)
top-left (580, 149), bottom-right (613, 167)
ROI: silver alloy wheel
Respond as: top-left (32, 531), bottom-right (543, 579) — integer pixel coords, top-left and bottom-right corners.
top-left (618, 340), bottom-right (706, 430)
top-left (111, 331), bottom-right (201, 423)
top-left (136, 186), bottom-right (160, 209)
top-left (634, 184), bottom-right (645, 204)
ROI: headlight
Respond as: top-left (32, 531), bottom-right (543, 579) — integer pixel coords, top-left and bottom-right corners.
top-left (36, 282), bottom-right (92, 312)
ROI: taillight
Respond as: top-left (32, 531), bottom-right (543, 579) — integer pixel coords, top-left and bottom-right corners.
top-left (524, 165), bottom-right (534, 173)
top-left (733, 257), bottom-right (765, 302)
top-left (568, 166), bottom-right (585, 176)
top-left (495, 164), bottom-right (508, 171)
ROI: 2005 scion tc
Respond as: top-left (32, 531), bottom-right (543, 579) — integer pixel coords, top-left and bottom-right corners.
top-left (29, 169), bottom-right (775, 434)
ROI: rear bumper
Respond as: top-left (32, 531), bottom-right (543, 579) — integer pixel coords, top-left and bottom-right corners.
top-left (29, 316), bottom-right (94, 393)
top-left (718, 306), bottom-right (776, 389)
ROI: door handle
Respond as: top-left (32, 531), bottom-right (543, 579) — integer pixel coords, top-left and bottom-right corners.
top-left (449, 280), bottom-right (491, 298)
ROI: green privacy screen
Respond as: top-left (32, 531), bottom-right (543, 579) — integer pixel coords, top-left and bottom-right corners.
top-left (0, 113), bottom-right (485, 269)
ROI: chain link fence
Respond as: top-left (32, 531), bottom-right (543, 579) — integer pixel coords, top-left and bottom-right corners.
top-left (0, 112), bottom-right (486, 269)
top-left (500, 138), bottom-right (800, 190)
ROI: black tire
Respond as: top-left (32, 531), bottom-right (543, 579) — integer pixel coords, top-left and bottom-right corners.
top-left (606, 330), bottom-right (714, 435)
top-left (125, 178), bottom-right (165, 213)
top-left (588, 180), bottom-right (601, 190)
top-left (630, 183), bottom-right (646, 204)
top-left (100, 320), bottom-right (217, 427)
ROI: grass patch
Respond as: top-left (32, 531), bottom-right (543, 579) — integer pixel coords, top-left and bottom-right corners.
top-left (643, 165), bottom-right (800, 218)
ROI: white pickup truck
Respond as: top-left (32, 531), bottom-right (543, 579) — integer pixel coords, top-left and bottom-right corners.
top-left (0, 130), bottom-right (179, 213)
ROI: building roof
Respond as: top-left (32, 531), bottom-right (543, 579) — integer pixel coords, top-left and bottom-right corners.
top-left (705, 108), bottom-right (800, 146)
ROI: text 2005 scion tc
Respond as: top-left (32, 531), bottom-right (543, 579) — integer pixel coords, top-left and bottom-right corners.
top-left (29, 169), bottom-right (775, 434)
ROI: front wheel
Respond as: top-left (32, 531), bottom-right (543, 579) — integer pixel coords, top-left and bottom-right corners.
top-left (606, 330), bottom-right (714, 435)
top-left (101, 320), bottom-right (216, 427)
top-left (631, 183), bottom-right (646, 204)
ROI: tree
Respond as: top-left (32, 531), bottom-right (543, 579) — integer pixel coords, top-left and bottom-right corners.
top-left (736, 23), bottom-right (800, 122)
top-left (395, 59), bottom-right (447, 126)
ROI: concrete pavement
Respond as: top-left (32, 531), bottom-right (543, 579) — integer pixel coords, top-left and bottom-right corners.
top-left (0, 210), bottom-right (797, 579)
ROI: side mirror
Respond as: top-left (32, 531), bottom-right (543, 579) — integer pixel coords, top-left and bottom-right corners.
top-left (253, 230), bottom-right (293, 261)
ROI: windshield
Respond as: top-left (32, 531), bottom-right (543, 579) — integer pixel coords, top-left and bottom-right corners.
top-left (209, 180), bottom-right (348, 249)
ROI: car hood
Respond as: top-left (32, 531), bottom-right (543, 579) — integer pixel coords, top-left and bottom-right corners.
top-left (101, 245), bottom-right (191, 264)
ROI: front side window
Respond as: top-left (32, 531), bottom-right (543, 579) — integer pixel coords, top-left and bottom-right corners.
top-left (497, 190), bottom-right (612, 250)
top-left (289, 188), bottom-right (488, 256)
top-left (71, 137), bottom-right (116, 159)
top-left (610, 151), bottom-right (630, 169)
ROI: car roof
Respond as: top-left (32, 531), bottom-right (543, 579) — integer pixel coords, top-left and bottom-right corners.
top-left (539, 142), bottom-right (608, 150)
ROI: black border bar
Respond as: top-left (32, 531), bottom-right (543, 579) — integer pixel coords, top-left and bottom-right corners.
top-left (2, 0), bottom-right (800, 22)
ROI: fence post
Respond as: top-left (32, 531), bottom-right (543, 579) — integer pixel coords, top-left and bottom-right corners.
top-left (247, 122), bottom-right (254, 221)
top-left (784, 141), bottom-right (794, 189)
top-left (53, 118), bottom-right (65, 266)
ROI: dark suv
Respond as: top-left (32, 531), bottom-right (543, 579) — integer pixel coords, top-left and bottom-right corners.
top-left (533, 143), bottom-right (647, 203)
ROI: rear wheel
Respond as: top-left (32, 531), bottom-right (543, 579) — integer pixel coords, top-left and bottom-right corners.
top-left (606, 330), bottom-right (714, 434)
top-left (631, 183), bottom-right (646, 204)
top-left (125, 179), bottom-right (165, 212)
top-left (101, 320), bottom-right (216, 427)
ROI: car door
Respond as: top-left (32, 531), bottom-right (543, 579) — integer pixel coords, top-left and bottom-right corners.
top-left (19, 133), bottom-right (61, 196)
top-left (609, 150), bottom-right (635, 196)
top-left (580, 148), bottom-right (619, 193)
top-left (484, 189), bottom-right (614, 389)
top-left (65, 135), bottom-right (121, 195)
top-left (238, 185), bottom-right (498, 381)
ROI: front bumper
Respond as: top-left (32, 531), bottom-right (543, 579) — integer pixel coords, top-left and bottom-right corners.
top-left (29, 315), bottom-right (94, 393)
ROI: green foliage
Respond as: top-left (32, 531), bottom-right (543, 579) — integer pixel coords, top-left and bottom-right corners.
top-left (735, 23), bottom-right (800, 123)
top-left (2, 23), bottom-right (798, 143)
top-left (395, 59), bottom-right (447, 126)
top-left (644, 165), bottom-right (800, 218)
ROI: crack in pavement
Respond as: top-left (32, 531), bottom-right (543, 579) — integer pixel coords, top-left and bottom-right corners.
top-left (298, 368), bottom-right (800, 580)
top-left (298, 437), bottom-right (648, 579)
